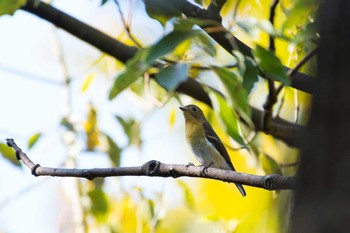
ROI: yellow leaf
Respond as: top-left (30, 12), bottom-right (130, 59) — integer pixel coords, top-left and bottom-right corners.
top-left (169, 107), bottom-right (176, 128)
top-left (84, 104), bottom-right (99, 150)
top-left (81, 73), bottom-right (95, 93)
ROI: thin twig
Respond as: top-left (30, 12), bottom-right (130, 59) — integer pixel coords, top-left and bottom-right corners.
top-left (6, 138), bottom-right (296, 190)
top-left (287, 47), bottom-right (319, 77)
top-left (293, 89), bottom-right (300, 123)
top-left (52, 28), bottom-right (73, 114)
top-left (144, 72), bottom-right (172, 107)
top-left (114, 0), bottom-right (142, 48)
top-left (277, 46), bottom-right (319, 96)
top-left (276, 88), bottom-right (286, 117)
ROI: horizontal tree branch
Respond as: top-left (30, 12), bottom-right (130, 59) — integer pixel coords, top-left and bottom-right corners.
top-left (20, 0), bottom-right (304, 146)
top-left (6, 138), bottom-right (296, 191)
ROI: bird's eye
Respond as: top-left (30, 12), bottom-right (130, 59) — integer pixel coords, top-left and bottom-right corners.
top-left (192, 106), bottom-right (197, 112)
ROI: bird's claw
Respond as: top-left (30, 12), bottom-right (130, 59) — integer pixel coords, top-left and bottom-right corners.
top-left (201, 162), bottom-right (213, 175)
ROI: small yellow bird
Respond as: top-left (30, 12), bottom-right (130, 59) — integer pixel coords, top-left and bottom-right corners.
top-left (180, 104), bottom-right (246, 197)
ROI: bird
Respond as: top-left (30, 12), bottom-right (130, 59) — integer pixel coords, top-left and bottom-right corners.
top-left (179, 104), bottom-right (246, 197)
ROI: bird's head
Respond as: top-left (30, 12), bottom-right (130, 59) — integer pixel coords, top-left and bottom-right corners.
top-left (179, 105), bottom-right (206, 122)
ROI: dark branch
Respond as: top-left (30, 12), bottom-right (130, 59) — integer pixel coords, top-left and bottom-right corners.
top-left (20, 0), bottom-right (304, 146)
top-left (6, 138), bottom-right (296, 190)
top-left (252, 108), bottom-right (302, 147)
top-left (206, 0), bottom-right (227, 21)
top-left (268, 0), bottom-right (279, 51)
top-left (263, 0), bottom-right (280, 132)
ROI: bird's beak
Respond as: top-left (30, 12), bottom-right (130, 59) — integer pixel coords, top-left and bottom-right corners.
top-left (179, 106), bottom-right (186, 111)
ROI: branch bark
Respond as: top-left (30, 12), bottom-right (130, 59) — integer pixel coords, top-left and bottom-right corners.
top-left (20, 0), bottom-right (304, 146)
top-left (6, 138), bottom-right (296, 191)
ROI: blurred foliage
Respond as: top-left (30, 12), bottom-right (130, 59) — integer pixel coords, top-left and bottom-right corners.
top-left (0, 142), bottom-right (21, 167)
top-left (84, 104), bottom-right (100, 151)
top-left (0, 0), bottom-right (26, 16)
top-left (261, 153), bottom-right (282, 175)
top-left (253, 44), bottom-right (290, 85)
top-left (27, 132), bottom-right (42, 149)
top-left (2, 0), bottom-right (319, 232)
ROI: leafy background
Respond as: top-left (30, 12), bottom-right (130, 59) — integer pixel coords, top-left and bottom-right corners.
top-left (0, 0), bottom-right (317, 232)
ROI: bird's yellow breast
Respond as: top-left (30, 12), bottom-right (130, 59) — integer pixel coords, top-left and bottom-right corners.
top-left (184, 118), bottom-right (206, 145)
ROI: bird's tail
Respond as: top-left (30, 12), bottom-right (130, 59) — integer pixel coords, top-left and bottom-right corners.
top-left (235, 183), bottom-right (246, 197)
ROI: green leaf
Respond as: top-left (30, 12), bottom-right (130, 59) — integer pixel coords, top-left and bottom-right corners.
top-left (109, 30), bottom-right (200, 99)
top-left (105, 134), bottom-right (121, 167)
top-left (209, 92), bottom-right (245, 146)
top-left (109, 68), bottom-right (140, 100)
top-left (261, 153), bottom-right (282, 175)
top-left (144, 30), bottom-right (200, 65)
top-left (0, 142), bottom-right (21, 167)
top-left (115, 116), bottom-right (135, 137)
top-left (88, 188), bottom-right (109, 221)
top-left (60, 117), bottom-right (76, 132)
top-left (211, 66), bottom-right (251, 118)
top-left (144, 0), bottom-right (181, 26)
top-left (115, 116), bottom-right (141, 147)
top-left (233, 51), bottom-right (259, 93)
top-left (196, 33), bottom-right (216, 57)
top-left (177, 180), bottom-right (195, 210)
top-left (0, 0), bottom-right (27, 16)
top-left (282, 0), bottom-right (319, 31)
top-left (101, 0), bottom-right (109, 5)
top-left (156, 63), bottom-right (188, 91)
top-left (28, 133), bottom-right (42, 149)
top-left (147, 199), bottom-right (155, 218)
top-left (253, 45), bottom-right (290, 85)
top-left (242, 57), bottom-right (259, 92)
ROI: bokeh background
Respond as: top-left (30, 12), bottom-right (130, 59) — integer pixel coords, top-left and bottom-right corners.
top-left (0, 0), bottom-right (317, 232)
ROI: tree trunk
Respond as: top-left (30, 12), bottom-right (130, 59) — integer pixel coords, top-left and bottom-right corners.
top-left (291, 1), bottom-right (350, 232)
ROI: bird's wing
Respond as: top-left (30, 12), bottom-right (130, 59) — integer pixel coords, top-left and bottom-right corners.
top-left (202, 121), bottom-right (236, 171)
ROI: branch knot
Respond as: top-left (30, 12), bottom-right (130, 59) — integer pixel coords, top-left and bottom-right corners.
top-left (31, 164), bottom-right (41, 176)
top-left (143, 160), bottom-right (160, 176)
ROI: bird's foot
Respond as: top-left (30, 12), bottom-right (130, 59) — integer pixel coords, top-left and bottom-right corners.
top-left (201, 162), bottom-right (213, 175)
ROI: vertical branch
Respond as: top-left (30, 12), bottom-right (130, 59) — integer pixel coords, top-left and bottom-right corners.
top-left (268, 0), bottom-right (279, 51)
top-left (263, 0), bottom-right (280, 132)
top-left (52, 27), bottom-right (86, 233)
top-left (52, 29), bottom-right (72, 115)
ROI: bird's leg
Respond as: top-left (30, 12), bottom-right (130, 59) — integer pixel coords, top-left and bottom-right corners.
top-left (185, 162), bottom-right (195, 168)
top-left (201, 162), bottom-right (214, 175)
